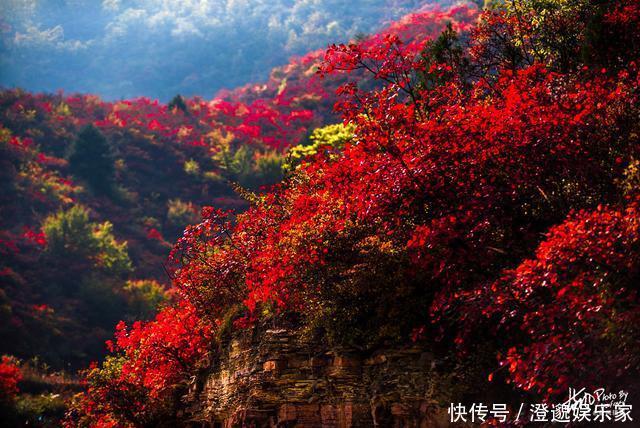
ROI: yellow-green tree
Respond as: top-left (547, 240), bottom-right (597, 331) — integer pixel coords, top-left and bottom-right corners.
top-left (283, 123), bottom-right (355, 173)
top-left (42, 205), bottom-right (131, 277)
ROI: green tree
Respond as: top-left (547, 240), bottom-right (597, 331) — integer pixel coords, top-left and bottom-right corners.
top-left (68, 125), bottom-right (115, 193)
top-left (168, 94), bottom-right (188, 114)
top-left (42, 205), bottom-right (97, 261)
top-left (42, 205), bottom-right (132, 277)
top-left (214, 144), bottom-right (253, 183)
top-left (93, 221), bottom-right (132, 277)
top-left (417, 22), bottom-right (468, 90)
top-left (283, 123), bottom-right (355, 172)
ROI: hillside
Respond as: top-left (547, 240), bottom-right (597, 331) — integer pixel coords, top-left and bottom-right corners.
top-left (70, 0), bottom-right (640, 425)
top-left (0, 3), bottom-right (479, 424)
top-left (2, 0), bottom-right (640, 426)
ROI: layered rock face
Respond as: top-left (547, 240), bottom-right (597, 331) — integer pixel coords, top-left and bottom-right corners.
top-left (182, 328), bottom-right (454, 427)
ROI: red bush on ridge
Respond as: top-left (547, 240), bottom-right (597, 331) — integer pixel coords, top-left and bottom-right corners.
top-left (110, 301), bottom-right (213, 400)
top-left (67, 301), bottom-right (212, 427)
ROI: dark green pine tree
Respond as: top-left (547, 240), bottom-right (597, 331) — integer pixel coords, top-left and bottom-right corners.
top-left (68, 124), bottom-right (115, 194)
top-left (168, 94), bottom-right (188, 114)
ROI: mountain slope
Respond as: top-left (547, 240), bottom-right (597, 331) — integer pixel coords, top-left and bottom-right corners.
top-left (0, 2), bottom-right (476, 370)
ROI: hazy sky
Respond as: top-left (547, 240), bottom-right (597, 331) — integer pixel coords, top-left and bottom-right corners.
top-left (0, 0), bottom-right (429, 101)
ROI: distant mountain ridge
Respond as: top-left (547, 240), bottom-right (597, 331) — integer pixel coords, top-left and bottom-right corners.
top-left (0, 0), bottom-right (451, 101)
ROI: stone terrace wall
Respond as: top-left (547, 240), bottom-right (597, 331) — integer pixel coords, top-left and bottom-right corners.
top-left (181, 328), bottom-right (455, 428)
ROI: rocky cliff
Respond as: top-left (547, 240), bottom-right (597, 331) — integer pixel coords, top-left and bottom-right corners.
top-left (181, 327), bottom-right (460, 427)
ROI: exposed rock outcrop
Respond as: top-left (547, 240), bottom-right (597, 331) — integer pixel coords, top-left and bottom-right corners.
top-left (182, 328), bottom-right (456, 427)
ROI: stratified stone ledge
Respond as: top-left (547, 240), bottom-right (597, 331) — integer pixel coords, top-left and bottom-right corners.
top-left (182, 328), bottom-right (454, 427)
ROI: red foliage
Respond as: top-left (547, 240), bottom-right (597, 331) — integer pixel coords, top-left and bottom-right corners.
top-left (22, 226), bottom-right (47, 248)
top-left (0, 356), bottom-right (22, 402)
top-left (220, 4), bottom-right (478, 125)
top-left (8, 135), bottom-right (33, 150)
top-left (165, 1), bottom-right (640, 400)
top-left (111, 301), bottom-right (212, 399)
top-left (478, 203), bottom-right (640, 397)
top-left (68, 301), bottom-right (213, 426)
top-left (32, 304), bottom-right (52, 313)
top-left (145, 227), bottom-right (164, 242)
top-left (235, 58), bottom-right (638, 319)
